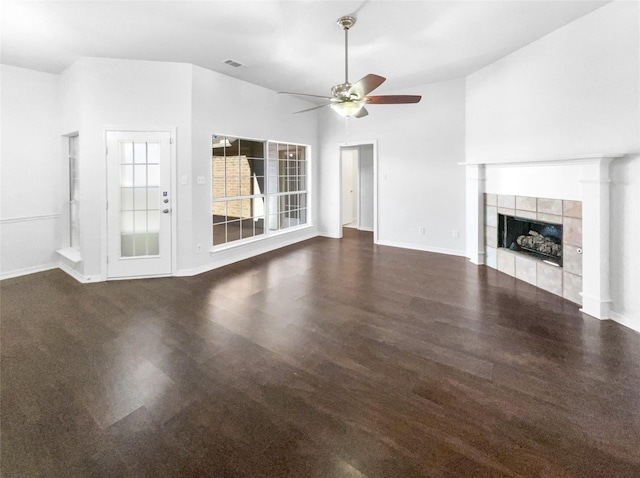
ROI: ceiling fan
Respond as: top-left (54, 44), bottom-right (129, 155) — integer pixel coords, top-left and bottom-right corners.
top-left (279, 15), bottom-right (421, 118)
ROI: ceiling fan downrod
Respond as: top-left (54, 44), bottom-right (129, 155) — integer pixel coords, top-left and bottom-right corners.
top-left (337, 16), bottom-right (356, 84)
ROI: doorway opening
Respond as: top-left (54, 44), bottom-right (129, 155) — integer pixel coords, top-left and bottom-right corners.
top-left (339, 142), bottom-right (376, 241)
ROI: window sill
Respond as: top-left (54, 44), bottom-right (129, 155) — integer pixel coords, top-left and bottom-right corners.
top-left (209, 223), bottom-right (313, 254)
top-left (57, 247), bottom-right (82, 263)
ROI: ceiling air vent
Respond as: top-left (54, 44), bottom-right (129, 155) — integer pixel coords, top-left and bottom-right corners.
top-left (223, 59), bottom-right (243, 68)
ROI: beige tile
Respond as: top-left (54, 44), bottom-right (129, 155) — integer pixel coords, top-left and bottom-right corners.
top-left (536, 261), bottom-right (562, 296)
top-left (498, 207), bottom-right (515, 217)
top-left (516, 210), bottom-right (536, 220)
top-left (485, 246), bottom-right (497, 269)
top-left (485, 206), bottom-right (497, 228)
top-left (485, 193), bottom-right (497, 207)
top-left (537, 198), bottom-right (562, 215)
top-left (485, 226), bottom-right (497, 248)
top-left (563, 244), bottom-right (582, 277)
top-left (516, 196), bottom-right (536, 212)
top-left (564, 217), bottom-right (582, 247)
top-left (537, 213), bottom-right (562, 225)
top-left (515, 255), bottom-right (536, 285)
top-left (563, 200), bottom-right (582, 219)
top-left (563, 272), bottom-right (582, 305)
top-left (497, 249), bottom-right (515, 277)
top-left (498, 195), bottom-right (515, 209)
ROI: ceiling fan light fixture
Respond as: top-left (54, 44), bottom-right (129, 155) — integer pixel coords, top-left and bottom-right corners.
top-left (330, 100), bottom-right (366, 117)
top-left (280, 15), bottom-right (420, 117)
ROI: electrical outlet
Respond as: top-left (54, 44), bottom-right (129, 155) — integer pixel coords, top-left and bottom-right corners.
top-left (196, 243), bottom-right (202, 253)
top-left (419, 226), bottom-right (426, 235)
top-left (452, 230), bottom-right (460, 239)
top-left (197, 176), bottom-right (205, 185)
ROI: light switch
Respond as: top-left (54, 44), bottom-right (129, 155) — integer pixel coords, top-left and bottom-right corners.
top-left (180, 175), bottom-right (188, 185)
top-left (197, 176), bottom-right (205, 185)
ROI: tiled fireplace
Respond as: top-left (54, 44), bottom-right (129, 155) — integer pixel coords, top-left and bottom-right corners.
top-left (484, 194), bottom-right (583, 304)
top-left (465, 154), bottom-right (619, 321)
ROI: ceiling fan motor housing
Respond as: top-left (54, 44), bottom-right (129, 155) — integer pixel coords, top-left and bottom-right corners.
top-left (331, 83), bottom-right (357, 101)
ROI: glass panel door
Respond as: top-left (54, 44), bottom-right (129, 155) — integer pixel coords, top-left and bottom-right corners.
top-left (119, 141), bottom-right (161, 257)
top-left (107, 131), bottom-right (172, 279)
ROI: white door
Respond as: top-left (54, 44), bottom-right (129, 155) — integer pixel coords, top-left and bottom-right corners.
top-left (106, 131), bottom-right (172, 278)
top-left (341, 148), bottom-right (358, 226)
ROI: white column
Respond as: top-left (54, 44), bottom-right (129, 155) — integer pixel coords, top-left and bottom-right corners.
top-left (580, 157), bottom-right (614, 320)
top-left (465, 164), bottom-right (486, 265)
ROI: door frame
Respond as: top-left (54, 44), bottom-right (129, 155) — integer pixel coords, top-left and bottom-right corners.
top-left (337, 140), bottom-right (378, 242)
top-left (102, 127), bottom-right (178, 280)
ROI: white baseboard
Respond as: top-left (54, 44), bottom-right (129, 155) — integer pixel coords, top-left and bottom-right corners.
top-left (317, 231), bottom-right (342, 239)
top-left (0, 263), bottom-right (59, 281)
top-left (467, 251), bottom-right (486, 265)
top-left (58, 263), bottom-right (102, 283)
top-left (609, 310), bottom-right (640, 334)
top-left (183, 229), bottom-right (320, 277)
top-left (375, 239), bottom-right (466, 257)
top-left (358, 226), bottom-right (374, 232)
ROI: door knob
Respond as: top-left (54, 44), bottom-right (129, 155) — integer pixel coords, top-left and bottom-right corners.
top-left (162, 209), bottom-right (170, 214)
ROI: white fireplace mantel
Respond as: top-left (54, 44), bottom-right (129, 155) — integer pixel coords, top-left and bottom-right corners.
top-left (461, 153), bottom-right (621, 167)
top-left (464, 153), bottom-right (623, 321)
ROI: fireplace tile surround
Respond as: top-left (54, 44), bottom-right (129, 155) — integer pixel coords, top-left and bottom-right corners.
top-left (485, 194), bottom-right (583, 304)
top-left (465, 154), bottom-right (617, 321)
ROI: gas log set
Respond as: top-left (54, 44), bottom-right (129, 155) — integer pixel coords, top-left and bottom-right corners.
top-left (516, 230), bottom-right (562, 257)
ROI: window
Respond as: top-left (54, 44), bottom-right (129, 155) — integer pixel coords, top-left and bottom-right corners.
top-left (69, 134), bottom-right (80, 249)
top-left (211, 136), bottom-right (308, 247)
top-left (267, 142), bottom-right (307, 231)
top-left (212, 137), bottom-right (266, 246)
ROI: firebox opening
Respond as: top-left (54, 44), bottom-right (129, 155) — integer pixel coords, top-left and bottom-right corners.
top-left (498, 215), bottom-right (563, 266)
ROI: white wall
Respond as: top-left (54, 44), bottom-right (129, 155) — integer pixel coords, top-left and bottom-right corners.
top-left (466, 1), bottom-right (640, 329)
top-left (1, 65), bottom-right (62, 278)
top-left (1, 58), bottom-right (320, 281)
top-left (58, 58), bottom-right (194, 279)
top-left (187, 65), bottom-right (319, 275)
top-left (359, 144), bottom-right (374, 230)
top-left (318, 78), bottom-right (467, 255)
top-left (466, 1), bottom-right (638, 162)
top-left (610, 156), bottom-right (639, 329)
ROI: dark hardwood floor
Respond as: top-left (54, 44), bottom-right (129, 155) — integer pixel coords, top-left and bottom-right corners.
top-left (2, 229), bottom-right (640, 477)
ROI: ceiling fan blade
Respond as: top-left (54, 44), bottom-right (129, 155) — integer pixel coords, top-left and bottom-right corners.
top-left (278, 91), bottom-right (334, 100)
top-left (354, 107), bottom-right (368, 119)
top-left (293, 103), bottom-right (331, 114)
top-left (366, 95), bottom-right (422, 104)
top-left (349, 74), bottom-right (386, 98)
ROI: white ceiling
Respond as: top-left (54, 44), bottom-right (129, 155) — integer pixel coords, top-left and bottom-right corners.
top-left (1, 0), bottom-right (610, 96)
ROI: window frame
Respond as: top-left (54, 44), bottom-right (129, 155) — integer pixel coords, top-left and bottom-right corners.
top-left (266, 141), bottom-right (309, 233)
top-left (69, 134), bottom-right (80, 251)
top-left (210, 135), bottom-right (310, 251)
